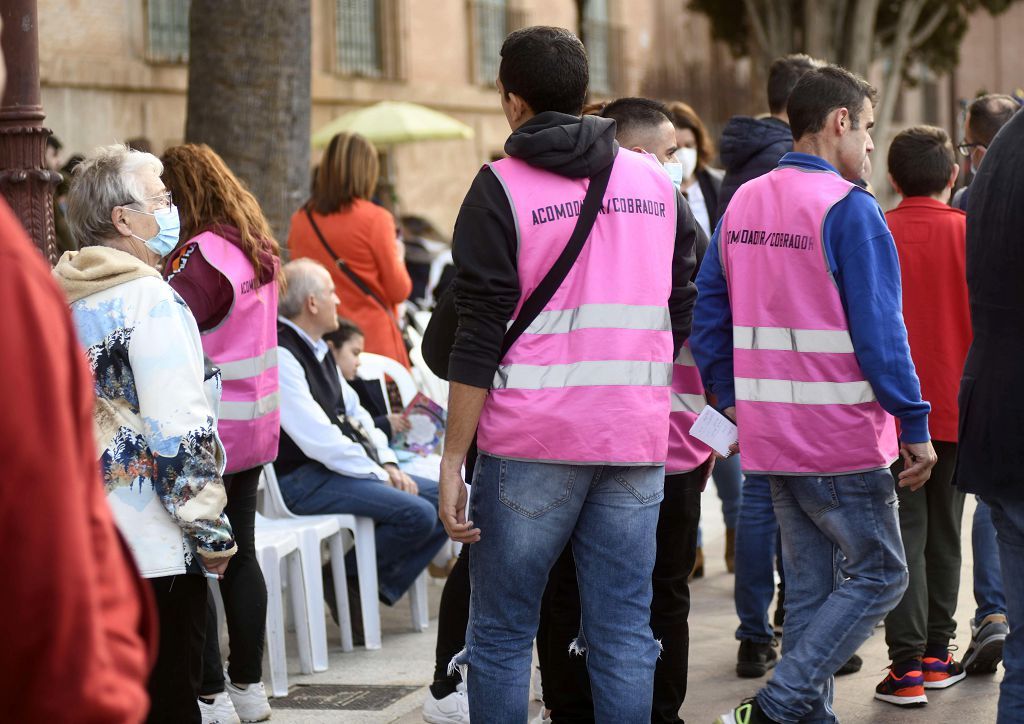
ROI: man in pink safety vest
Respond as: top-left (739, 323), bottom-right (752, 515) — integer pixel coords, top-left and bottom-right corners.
top-left (528, 97), bottom-right (714, 723)
top-left (438, 26), bottom-right (701, 723)
top-left (693, 65), bottom-right (938, 724)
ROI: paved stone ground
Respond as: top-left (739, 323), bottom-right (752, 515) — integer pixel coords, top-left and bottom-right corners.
top-left (265, 491), bottom-right (1001, 723)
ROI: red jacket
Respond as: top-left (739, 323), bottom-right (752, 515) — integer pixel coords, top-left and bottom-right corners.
top-left (0, 198), bottom-right (155, 722)
top-left (886, 197), bottom-right (971, 442)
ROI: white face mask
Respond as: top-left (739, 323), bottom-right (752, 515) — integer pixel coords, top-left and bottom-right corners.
top-left (662, 161), bottom-right (684, 187)
top-left (675, 147), bottom-right (698, 181)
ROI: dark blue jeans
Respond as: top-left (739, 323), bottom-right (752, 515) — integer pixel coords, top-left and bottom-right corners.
top-left (973, 497), bottom-right (1007, 621)
top-left (734, 474), bottom-right (780, 643)
top-left (278, 462), bottom-right (448, 604)
top-left (758, 469), bottom-right (908, 723)
top-left (982, 495), bottom-right (1024, 723)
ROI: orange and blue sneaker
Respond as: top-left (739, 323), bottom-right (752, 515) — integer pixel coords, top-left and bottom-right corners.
top-left (874, 662), bottom-right (928, 707)
top-left (922, 651), bottom-right (967, 689)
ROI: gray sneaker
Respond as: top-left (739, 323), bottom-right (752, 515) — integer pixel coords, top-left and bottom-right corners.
top-left (964, 613), bottom-right (1008, 674)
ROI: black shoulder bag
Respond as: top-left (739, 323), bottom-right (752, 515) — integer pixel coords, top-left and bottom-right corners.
top-left (421, 159), bottom-right (615, 379)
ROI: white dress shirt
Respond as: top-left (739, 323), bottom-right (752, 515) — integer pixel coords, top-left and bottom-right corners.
top-left (684, 177), bottom-right (712, 239)
top-left (277, 317), bottom-right (397, 481)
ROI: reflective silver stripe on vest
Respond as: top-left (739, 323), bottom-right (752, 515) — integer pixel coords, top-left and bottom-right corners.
top-left (735, 378), bottom-right (876, 405)
top-left (219, 391), bottom-right (280, 420)
top-left (733, 326), bottom-right (855, 354)
top-left (671, 392), bottom-right (706, 414)
top-left (493, 360), bottom-right (673, 390)
top-left (518, 304), bottom-right (671, 336)
top-left (674, 345), bottom-right (696, 366)
top-left (217, 348), bottom-right (279, 382)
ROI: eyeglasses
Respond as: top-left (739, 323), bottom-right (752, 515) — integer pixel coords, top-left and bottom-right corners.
top-left (957, 142), bottom-right (986, 157)
top-left (119, 190), bottom-right (173, 211)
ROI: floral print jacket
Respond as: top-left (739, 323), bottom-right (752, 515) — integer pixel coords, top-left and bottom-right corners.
top-left (56, 247), bottom-right (235, 578)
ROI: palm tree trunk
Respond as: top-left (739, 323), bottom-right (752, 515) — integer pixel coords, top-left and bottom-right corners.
top-left (185, 0), bottom-right (311, 241)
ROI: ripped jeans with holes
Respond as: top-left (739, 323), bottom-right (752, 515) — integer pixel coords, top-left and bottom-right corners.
top-left (454, 453), bottom-right (664, 723)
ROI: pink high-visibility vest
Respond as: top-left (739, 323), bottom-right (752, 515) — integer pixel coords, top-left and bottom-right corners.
top-left (720, 166), bottom-right (898, 475)
top-left (666, 341), bottom-right (712, 474)
top-left (477, 150), bottom-right (678, 465)
top-left (194, 232), bottom-right (281, 473)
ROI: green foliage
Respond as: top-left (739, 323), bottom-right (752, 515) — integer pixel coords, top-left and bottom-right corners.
top-left (690, 0), bottom-right (1020, 79)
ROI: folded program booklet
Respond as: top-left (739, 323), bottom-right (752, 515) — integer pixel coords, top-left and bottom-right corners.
top-left (392, 392), bottom-right (447, 456)
top-left (688, 405), bottom-right (738, 457)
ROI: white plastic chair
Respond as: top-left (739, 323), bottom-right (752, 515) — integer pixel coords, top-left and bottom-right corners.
top-left (358, 351), bottom-right (418, 406)
top-left (253, 527), bottom-right (311, 697)
top-left (260, 464), bottom-right (429, 648)
top-left (255, 510), bottom-right (353, 670)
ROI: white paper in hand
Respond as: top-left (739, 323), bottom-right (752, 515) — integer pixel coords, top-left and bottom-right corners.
top-left (688, 405), bottom-right (738, 457)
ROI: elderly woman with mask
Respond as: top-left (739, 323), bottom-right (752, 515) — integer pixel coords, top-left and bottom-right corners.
top-left (54, 144), bottom-right (236, 724)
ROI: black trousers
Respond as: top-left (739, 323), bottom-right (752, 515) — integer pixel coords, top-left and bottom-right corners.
top-left (884, 441), bottom-right (965, 662)
top-left (202, 466), bottom-right (267, 693)
top-left (147, 574), bottom-right (208, 724)
top-left (432, 445), bottom-right (477, 684)
top-left (538, 468), bottom-right (704, 724)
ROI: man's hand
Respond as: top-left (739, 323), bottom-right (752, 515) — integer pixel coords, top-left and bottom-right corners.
top-left (718, 406), bottom-right (740, 457)
top-left (200, 554), bottom-right (230, 577)
top-left (700, 454), bottom-right (716, 488)
top-left (383, 463), bottom-right (418, 495)
top-left (387, 413), bottom-right (412, 433)
top-left (898, 440), bottom-right (937, 491)
top-left (439, 457), bottom-right (480, 544)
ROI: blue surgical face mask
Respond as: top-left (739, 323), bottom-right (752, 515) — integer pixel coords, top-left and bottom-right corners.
top-left (663, 160), bottom-right (684, 187)
top-left (124, 204), bottom-right (181, 258)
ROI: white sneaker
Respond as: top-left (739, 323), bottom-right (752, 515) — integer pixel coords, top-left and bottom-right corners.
top-left (225, 680), bottom-right (272, 722)
top-left (530, 704), bottom-right (552, 724)
top-left (422, 682), bottom-right (470, 723)
top-left (199, 692), bottom-right (241, 724)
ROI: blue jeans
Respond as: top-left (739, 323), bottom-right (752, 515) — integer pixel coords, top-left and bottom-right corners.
top-left (973, 497), bottom-right (1007, 620)
top-left (278, 462), bottom-right (448, 604)
top-left (461, 454), bottom-right (664, 723)
top-left (982, 496), bottom-right (1024, 723)
top-left (757, 470), bottom-right (908, 724)
top-left (734, 474), bottom-right (779, 643)
top-left (712, 453), bottom-right (743, 529)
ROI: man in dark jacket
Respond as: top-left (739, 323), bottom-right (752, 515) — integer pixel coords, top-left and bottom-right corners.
top-left (438, 26), bottom-right (700, 723)
top-left (717, 54), bottom-right (821, 218)
top-left (951, 93), bottom-right (1019, 211)
top-left (954, 108), bottom-right (1024, 723)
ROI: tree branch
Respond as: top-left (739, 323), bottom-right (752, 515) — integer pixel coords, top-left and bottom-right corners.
top-left (741, 0), bottom-right (773, 63)
top-left (846, 0), bottom-right (883, 76)
top-left (910, 5), bottom-right (950, 48)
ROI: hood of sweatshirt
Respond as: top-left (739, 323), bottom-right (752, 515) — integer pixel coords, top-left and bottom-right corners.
top-left (504, 111), bottom-right (617, 178)
top-left (54, 246), bottom-right (162, 304)
top-left (718, 116), bottom-right (793, 170)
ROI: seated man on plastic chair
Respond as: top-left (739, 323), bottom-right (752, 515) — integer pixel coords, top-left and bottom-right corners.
top-left (274, 259), bottom-right (448, 639)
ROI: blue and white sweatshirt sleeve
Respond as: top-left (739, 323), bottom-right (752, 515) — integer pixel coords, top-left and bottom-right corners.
top-left (824, 189), bottom-right (930, 442)
top-left (691, 222), bottom-right (735, 409)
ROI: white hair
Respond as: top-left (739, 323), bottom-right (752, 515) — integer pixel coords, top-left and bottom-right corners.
top-left (66, 144), bottom-right (163, 247)
top-left (279, 258), bottom-right (331, 319)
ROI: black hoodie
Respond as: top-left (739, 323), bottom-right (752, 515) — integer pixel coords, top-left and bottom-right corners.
top-left (716, 115), bottom-right (793, 219)
top-left (448, 111), bottom-right (701, 388)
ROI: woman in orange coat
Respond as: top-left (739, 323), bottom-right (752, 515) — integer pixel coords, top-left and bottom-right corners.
top-left (288, 132), bottom-right (412, 366)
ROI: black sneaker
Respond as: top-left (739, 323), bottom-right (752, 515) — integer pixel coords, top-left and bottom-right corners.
top-left (737, 639), bottom-right (779, 678)
top-left (836, 653), bottom-right (863, 676)
top-left (715, 697), bottom-right (779, 724)
top-left (964, 614), bottom-right (1008, 674)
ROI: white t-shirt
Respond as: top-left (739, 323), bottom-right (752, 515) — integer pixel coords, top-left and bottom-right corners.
top-left (685, 178), bottom-right (711, 239)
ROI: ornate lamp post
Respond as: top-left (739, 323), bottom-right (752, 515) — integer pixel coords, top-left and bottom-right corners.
top-left (0, 1), bottom-right (57, 262)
